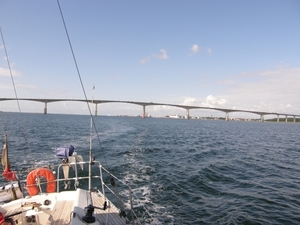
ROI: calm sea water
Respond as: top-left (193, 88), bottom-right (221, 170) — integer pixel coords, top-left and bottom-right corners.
top-left (0, 112), bottom-right (300, 224)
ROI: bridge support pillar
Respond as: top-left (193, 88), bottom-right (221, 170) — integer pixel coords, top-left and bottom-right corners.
top-left (260, 115), bottom-right (264, 122)
top-left (44, 102), bottom-right (47, 114)
top-left (186, 109), bottom-right (190, 120)
top-left (225, 112), bottom-right (229, 121)
top-left (277, 115), bottom-right (279, 122)
top-left (285, 116), bottom-right (288, 123)
top-left (142, 105), bottom-right (146, 118)
top-left (94, 103), bottom-right (98, 116)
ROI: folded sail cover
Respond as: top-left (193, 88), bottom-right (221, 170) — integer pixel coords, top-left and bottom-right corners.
top-left (56, 145), bottom-right (75, 160)
top-left (1, 134), bottom-right (17, 181)
top-left (56, 145), bottom-right (78, 190)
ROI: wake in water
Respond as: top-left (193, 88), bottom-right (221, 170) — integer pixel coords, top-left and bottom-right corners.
top-left (1, 114), bottom-right (300, 224)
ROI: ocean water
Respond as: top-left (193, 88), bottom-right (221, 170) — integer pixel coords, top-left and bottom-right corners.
top-left (0, 112), bottom-right (300, 224)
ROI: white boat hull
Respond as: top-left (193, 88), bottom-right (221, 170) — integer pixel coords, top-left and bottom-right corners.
top-left (0, 188), bottom-right (127, 225)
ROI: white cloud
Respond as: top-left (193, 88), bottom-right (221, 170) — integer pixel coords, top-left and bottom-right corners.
top-left (189, 45), bottom-right (212, 56)
top-left (190, 44), bottom-right (200, 54)
top-left (178, 96), bottom-right (227, 108)
top-left (181, 97), bottom-right (198, 106)
top-left (157, 49), bottom-right (168, 60)
top-left (139, 57), bottom-right (151, 64)
top-left (0, 67), bottom-right (21, 77)
top-left (160, 66), bottom-right (300, 117)
top-left (152, 104), bottom-right (181, 112)
top-left (219, 66), bottom-right (300, 114)
top-left (200, 95), bottom-right (227, 107)
top-left (139, 49), bottom-right (169, 64)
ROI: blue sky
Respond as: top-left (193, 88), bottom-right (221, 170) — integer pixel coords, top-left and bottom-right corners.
top-left (0, 0), bottom-right (299, 118)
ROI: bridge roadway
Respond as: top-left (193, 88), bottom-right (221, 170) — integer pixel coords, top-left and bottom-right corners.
top-left (1, 98), bottom-right (299, 122)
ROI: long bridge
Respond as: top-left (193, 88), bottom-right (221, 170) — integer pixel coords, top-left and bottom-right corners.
top-left (1, 98), bottom-right (299, 122)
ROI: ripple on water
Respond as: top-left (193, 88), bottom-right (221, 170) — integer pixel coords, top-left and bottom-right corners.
top-left (1, 115), bottom-right (300, 224)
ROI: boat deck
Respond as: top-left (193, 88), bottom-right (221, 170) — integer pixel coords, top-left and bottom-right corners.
top-left (46, 191), bottom-right (127, 225)
top-left (92, 192), bottom-right (127, 225)
top-left (2, 190), bottom-right (128, 225)
top-left (47, 200), bottom-right (74, 225)
top-left (2, 206), bottom-right (23, 224)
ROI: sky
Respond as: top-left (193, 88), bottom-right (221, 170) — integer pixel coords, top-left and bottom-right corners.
top-left (0, 0), bottom-right (299, 119)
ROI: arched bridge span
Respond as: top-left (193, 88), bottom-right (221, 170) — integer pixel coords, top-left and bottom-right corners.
top-left (0, 98), bottom-right (299, 122)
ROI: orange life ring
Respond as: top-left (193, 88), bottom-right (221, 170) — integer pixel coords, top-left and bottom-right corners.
top-left (26, 168), bottom-right (56, 196)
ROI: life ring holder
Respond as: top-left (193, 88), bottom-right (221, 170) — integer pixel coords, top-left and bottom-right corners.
top-left (26, 168), bottom-right (56, 196)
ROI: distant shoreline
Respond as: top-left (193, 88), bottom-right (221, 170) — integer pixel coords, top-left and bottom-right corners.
top-left (1, 111), bottom-right (299, 123)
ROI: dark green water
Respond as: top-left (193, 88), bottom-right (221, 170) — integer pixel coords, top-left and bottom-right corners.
top-left (1, 112), bottom-right (300, 224)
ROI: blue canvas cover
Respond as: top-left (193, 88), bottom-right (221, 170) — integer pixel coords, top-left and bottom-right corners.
top-left (56, 145), bottom-right (75, 160)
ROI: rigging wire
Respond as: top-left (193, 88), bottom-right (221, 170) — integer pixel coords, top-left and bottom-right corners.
top-left (56, 0), bottom-right (109, 169)
top-left (2, 3), bottom-right (155, 223)
top-left (0, 27), bottom-right (35, 170)
top-left (56, 3), bottom-right (129, 217)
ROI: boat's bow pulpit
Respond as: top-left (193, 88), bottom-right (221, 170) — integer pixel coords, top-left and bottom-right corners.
top-left (56, 145), bottom-right (83, 189)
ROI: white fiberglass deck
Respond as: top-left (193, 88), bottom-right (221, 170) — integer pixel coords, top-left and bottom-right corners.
top-left (1, 189), bottom-right (127, 225)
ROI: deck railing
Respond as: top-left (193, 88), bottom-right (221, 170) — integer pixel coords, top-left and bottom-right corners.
top-left (56, 160), bottom-right (138, 223)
